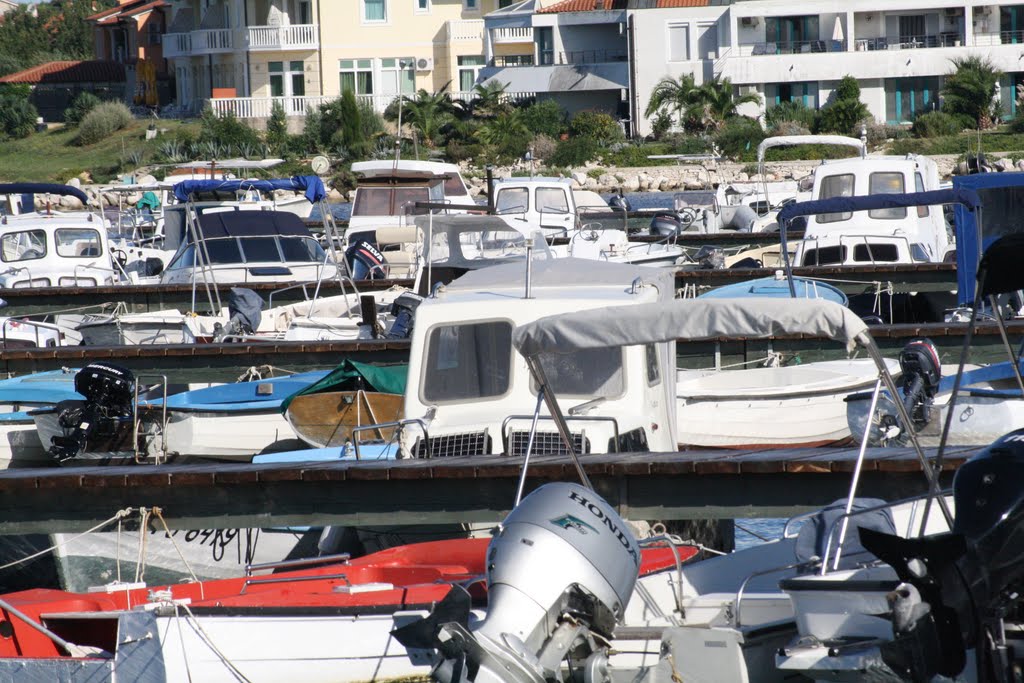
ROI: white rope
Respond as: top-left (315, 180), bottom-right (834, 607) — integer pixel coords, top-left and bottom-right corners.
top-left (0, 508), bottom-right (134, 572)
top-left (151, 508), bottom-right (202, 598)
top-left (173, 603), bottom-right (195, 683)
top-left (180, 603), bottom-right (253, 683)
top-left (135, 508), bottom-right (152, 584)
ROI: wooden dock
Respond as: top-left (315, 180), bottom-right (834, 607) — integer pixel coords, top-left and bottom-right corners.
top-left (0, 446), bottom-right (975, 534)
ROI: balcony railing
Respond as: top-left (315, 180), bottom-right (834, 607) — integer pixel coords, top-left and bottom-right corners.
top-left (492, 26), bottom-right (533, 43)
top-left (192, 28), bottom-right (234, 54)
top-left (163, 32), bottom-right (191, 58)
top-left (495, 49), bottom-right (625, 67)
top-left (741, 32), bottom-right (965, 56)
top-left (208, 95), bottom-right (331, 119)
top-left (447, 19), bottom-right (483, 41)
top-left (246, 24), bottom-right (319, 51)
top-left (491, 54), bottom-right (535, 67)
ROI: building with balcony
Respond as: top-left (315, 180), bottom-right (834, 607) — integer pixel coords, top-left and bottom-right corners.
top-left (87, 0), bottom-right (170, 108)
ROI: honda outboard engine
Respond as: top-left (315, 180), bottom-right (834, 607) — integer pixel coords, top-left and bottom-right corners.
top-left (213, 287), bottom-right (263, 342)
top-left (860, 428), bottom-right (1024, 681)
top-left (898, 337), bottom-right (941, 430)
top-left (393, 482), bottom-right (640, 683)
top-left (50, 363), bottom-right (136, 462)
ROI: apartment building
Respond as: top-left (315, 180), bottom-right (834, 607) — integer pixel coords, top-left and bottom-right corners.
top-left (481, 0), bottom-right (1024, 136)
top-left (88, 0), bottom-right (169, 107)
top-left (161, 0), bottom-right (517, 124)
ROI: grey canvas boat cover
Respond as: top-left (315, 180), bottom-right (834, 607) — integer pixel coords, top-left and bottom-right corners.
top-left (447, 257), bottom-right (675, 303)
top-left (512, 297), bottom-right (869, 357)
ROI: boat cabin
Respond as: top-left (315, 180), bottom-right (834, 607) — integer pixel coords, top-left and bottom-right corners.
top-left (797, 153), bottom-right (949, 266)
top-left (394, 258), bottom-right (677, 458)
top-left (0, 211), bottom-right (117, 288)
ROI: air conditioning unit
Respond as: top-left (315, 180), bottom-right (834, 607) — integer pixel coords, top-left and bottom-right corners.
top-left (416, 57), bottom-right (434, 71)
top-left (944, 7), bottom-right (963, 17)
top-left (740, 17), bottom-right (759, 27)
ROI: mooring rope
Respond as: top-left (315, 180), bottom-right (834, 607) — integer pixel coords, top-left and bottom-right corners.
top-left (0, 507), bottom-right (135, 572)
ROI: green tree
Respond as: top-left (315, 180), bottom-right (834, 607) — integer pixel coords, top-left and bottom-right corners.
top-left (817, 75), bottom-right (870, 134)
top-left (389, 88), bottom-right (454, 147)
top-left (265, 101), bottom-right (289, 154)
top-left (331, 89), bottom-right (366, 155)
top-left (690, 76), bottom-right (762, 132)
top-left (475, 108), bottom-right (530, 159)
top-left (645, 73), bottom-right (699, 130)
top-left (0, 1), bottom-right (113, 76)
top-left (941, 55), bottom-right (1002, 129)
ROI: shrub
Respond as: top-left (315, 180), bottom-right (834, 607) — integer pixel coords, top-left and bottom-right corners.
top-left (530, 133), bottom-right (557, 161)
top-left (76, 101), bottom-right (131, 145)
top-left (64, 91), bottom-right (101, 126)
top-left (1009, 113), bottom-right (1024, 134)
top-left (586, 167), bottom-right (604, 180)
top-left (521, 99), bottom-right (567, 138)
top-left (713, 117), bottom-right (766, 161)
top-left (0, 94), bottom-right (38, 139)
top-left (911, 111), bottom-right (963, 138)
top-left (568, 110), bottom-right (623, 144)
top-left (817, 76), bottom-right (870, 134)
top-left (765, 100), bottom-right (817, 133)
top-left (548, 136), bottom-right (601, 167)
top-left (196, 106), bottom-right (261, 156)
top-left (772, 120), bottom-right (812, 137)
top-left (649, 109), bottom-right (673, 140)
top-left (265, 101), bottom-right (289, 154)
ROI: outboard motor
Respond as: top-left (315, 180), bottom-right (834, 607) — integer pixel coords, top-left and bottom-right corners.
top-left (345, 238), bottom-right (387, 280)
top-left (50, 363), bottom-right (136, 462)
top-left (385, 291), bottom-right (423, 340)
top-left (898, 337), bottom-right (942, 431)
top-left (860, 428), bottom-right (1024, 682)
top-left (213, 287), bottom-right (263, 342)
top-left (608, 192), bottom-right (632, 213)
top-left (393, 482), bottom-right (640, 683)
top-left (648, 211), bottom-right (683, 238)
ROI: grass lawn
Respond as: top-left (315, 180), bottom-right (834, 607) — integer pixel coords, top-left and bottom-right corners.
top-left (0, 119), bottom-right (200, 183)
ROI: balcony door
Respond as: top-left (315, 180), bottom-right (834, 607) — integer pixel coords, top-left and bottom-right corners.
top-left (766, 16), bottom-right (819, 53)
top-left (270, 60), bottom-right (306, 114)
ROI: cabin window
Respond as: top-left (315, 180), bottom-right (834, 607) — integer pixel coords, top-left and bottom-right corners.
top-left (533, 348), bottom-right (625, 398)
top-left (536, 188), bottom-right (570, 214)
top-left (646, 344), bottom-right (661, 386)
top-left (868, 173), bottom-right (906, 219)
top-left (915, 173), bottom-right (929, 217)
top-left (495, 188), bottom-right (529, 214)
top-left (423, 320), bottom-right (513, 402)
top-left (55, 228), bottom-right (102, 258)
top-left (240, 236), bottom-right (281, 262)
top-left (352, 187), bottom-right (431, 216)
top-left (1, 229), bottom-right (46, 262)
top-left (817, 174), bottom-right (854, 223)
top-left (201, 238), bottom-right (243, 264)
top-left (280, 237), bottom-right (327, 262)
top-left (853, 243), bottom-right (900, 262)
top-left (444, 174), bottom-right (469, 199)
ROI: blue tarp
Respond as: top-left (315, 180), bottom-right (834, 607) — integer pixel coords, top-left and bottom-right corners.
top-left (195, 210), bottom-right (311, 239)
top-left (777, 188), bottom-right (981, 227)
top-left (172, 176), bottom-right (326, 204)
top-left (0, 183), bottom-right (89, 206)
top-left (952, 172), bottom-right (1024, 305)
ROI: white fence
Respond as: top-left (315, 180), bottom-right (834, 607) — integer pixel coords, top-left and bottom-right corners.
top-left (247, 24), bottom-right (319, 50)
top-left (208, 95), bottom-right (332, 119)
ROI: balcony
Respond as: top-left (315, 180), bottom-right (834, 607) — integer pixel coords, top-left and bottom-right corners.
top-left (492, 26), bottom-right (533, 44)
top-left (163, 32), bottom-right (191, 58)
top-left (192, 28), bottom-right (234, 54)
top-left (246, 24), bottom-right (319, 51)
top-left (208, 95), bottom-right (331, 119)
top-left (447, 19), bottom-right (483, 42)
top-left (495, 48), bottom-right (626, 67)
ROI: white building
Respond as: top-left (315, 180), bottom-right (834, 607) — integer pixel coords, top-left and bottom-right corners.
top-left (481, 0), bottom-right (1024, 137)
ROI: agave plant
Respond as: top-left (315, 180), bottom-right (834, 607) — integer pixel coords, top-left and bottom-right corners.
top-left (156, 139), bottom-right (186, 163)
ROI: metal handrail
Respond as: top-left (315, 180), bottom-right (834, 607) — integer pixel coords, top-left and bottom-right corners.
top-left (241, 572), bottom-right (351, 594)
top-left (637, 535), bottom-right (694, 618)
top-left (1, 317), bottom-right (62, 348)
top-left (72, 263), bottom-right (119, 286)
top-left (798, 234), bottom-right (920, 267)
top-left (734, 558), bottom-right (820, 628)
top-left (351, 418), bottom-right (431, 459)
top-left (246, 552), bottom-right (351, 576)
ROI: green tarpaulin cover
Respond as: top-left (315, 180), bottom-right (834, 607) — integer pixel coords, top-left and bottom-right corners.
top-left (280, 359), bottom-right (407, 413)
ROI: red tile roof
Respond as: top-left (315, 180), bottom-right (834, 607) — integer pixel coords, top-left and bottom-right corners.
top-left (653, 0), bottom-right (710, 6)
top-left (0, 60), bottom-right (126, 84)
top-left (538, 0), bottom-right (628, 13)
top-left (88, 0), bottom-right (165, 23)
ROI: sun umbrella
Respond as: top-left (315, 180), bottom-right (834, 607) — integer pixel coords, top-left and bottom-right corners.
top-left (832, 17), bottom-right (845, 43)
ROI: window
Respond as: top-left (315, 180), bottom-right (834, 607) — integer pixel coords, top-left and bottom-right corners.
top-left (148, 22), bottom-right (162, 46)
top-left (534, 348), bottom-right (624, 398)
top-left (340, 59), bottom-right (374, 95)
top-left (536, 187), bottom-right (570, 214)
top-left (536, 27), bottom-right (554, 65)
top-left (415, 0), bottom-right (429, 12)
top-left (898, 15), bottom-right (925, 43)
top-left (816, 174), bottom-right (854, 223)
top-left (494, 188), bottom-right (529, 214)
top-left (464, 0), bottom-right (478, 9)
top-left (646, 344), bottom-right (661, 386)
top-left (868, 172), bottom-right (906, 219)
top-left (380, 58), bottom-right (415, 98)
top-left (270, 61), bottom-right (305, 97)
top-left (914, 173), bottom-right (929, 218)
top-left (55, 228), bottom-right (101, 258)
top-left (298, 0), bottom-right (311, 23)
top-left (1, 230), bottom-right (46, 262)
top-left (667, 24), bottom-right (689, 61)
top-left (885, 77), bottom-right (938, 123)
top-left (770, 82), bottom-right (817, 109)
top-left (423, 321), bottom-right (513, 402)
top-left (363, 0), bottom-right (386, 22)
top-left (498, 0), bottom-right (515, 6)
top-left (458, 55), bottom-right (485, 92)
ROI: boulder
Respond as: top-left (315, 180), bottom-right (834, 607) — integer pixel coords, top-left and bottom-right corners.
top-left (66, 177), bottom-right (82, 188)
top-left (995, 158), bottom-right (1014, 172)
top-left (58, 194), bottom-right (84, 210)
top-left (570, 171), bottom-right (588, 186)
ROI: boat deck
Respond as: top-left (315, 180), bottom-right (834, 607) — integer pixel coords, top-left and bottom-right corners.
top-left (0, 445), bottom-right (975, 534)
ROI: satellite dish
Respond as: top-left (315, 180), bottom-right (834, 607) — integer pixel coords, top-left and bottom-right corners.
top-left (311, 156), bottom-right (331, 175)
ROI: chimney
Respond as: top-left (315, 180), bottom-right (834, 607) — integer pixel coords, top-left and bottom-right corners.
top-left (595, 0), bottom-right (605, 8)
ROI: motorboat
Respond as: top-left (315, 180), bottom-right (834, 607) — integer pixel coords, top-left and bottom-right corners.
top-left (31, 364), bottom-right (331, 464)
top-left (0, 369), bottom-right (81, 469)
top-left (0, 485), bottom-right (692, 683)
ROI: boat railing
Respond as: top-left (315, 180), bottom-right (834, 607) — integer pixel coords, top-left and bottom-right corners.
top-left (133, 374), bottom-right (169, 464)
top-left (72, 263), bottom-right (118, 286)
top-left (818, 489), bottom-right (952, 573)
top-left (0, 318), bottom-right (62, 348)
top-left (798, 233), bottom-right (919, 266)
top-left (351, 418), bottom-right (431, 459)
top-left (246, 552), bottom-right (351, 576)
top-left (267, 274), bottom-right (362, 319)
top-left (733, 557), bottom-right (821, 628)
top-left (637, 534), bottom-right (700, 622)
top-left (241, 572), bottom-right (352, 594)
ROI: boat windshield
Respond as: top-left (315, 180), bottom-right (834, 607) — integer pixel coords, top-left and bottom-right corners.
top-left (422, 320), bottom-right (513, 403)
top-left (427, 226), bottom-right (528, 265)
top-left (1, 229), bottom-right (47, 262)
top-left (352, 185), bottom-right (441, 217)
top-left (673, 191), bottom-right (716, 211)
top-left (168, 235), bottom-right (327, 270)
top-left (532, 348), bottom-right (625, 398)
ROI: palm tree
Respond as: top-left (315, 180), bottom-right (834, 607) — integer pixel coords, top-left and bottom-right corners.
top-left (469, 80), bottom-right (512, 118)
top-left (644, 73), bottom-right (699, 129)
top-left (691, 76), bottom-right (762, 132)
top-left (396, 88), bottom-right (454, 147)
top-left (942, 55), bottom-right (1003, 128)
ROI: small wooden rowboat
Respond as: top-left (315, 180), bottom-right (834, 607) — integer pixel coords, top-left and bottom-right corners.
top-left (285, 389), bottom-right (404, 448)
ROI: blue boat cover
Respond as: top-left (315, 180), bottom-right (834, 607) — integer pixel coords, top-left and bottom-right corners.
top-left (0, 183), bottom-right (89, 205)
top-left (777, 188), bottom-right (981, 227)
top-left (196, 210), bottom-right (311, 240)
top-left (953, 172), bottom-right (1024, 305)
top-left (172, 176), bottom-right (326, 204)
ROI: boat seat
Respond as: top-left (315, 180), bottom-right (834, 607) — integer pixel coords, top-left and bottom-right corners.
top-left (375, 226), bottom-right (421, 245)
top-left (374, 226), bottom-right (422, 279)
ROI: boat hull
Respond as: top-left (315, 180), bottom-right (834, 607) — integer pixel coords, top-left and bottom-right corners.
top-left (285, 391), bottom-right (404, 448)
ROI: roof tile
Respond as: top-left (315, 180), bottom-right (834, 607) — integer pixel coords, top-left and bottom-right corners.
top-left (538, 0), bottom-right (627, 13)
top-left (0, 60), bottom-right (126, 84)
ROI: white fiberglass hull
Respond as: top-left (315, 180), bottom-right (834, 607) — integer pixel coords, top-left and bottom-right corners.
top-left (677, 359), bottom-right (896, 448)
top-left (161, 408), bottom-right (303, 459)
top-left (0, 418), bottom-right (48, 468)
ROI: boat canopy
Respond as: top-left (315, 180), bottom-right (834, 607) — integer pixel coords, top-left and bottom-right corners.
top-left (195, 210), bottom-right (312, 240)
top-left (977, 233), bottom-right (1024, 299)
top-left (172, 176), bottom-right (326, 204)
top-left (512, 298), bottom-right (869, 357)
top-left (447, 256), bottom-right (675, 303)
top-left (0, 183), bottom-right (89, 205)
top-left (952, 172), bottom-right (1024, 305)
top-left (777, 188), bottom-right (981, 228)
top-left (280, 359), bottom-right (407, 413)
top-left (756, 135), bottom-right (865, 162)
